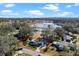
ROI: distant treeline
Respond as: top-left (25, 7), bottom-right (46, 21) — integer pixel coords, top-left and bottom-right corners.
top-left (0, 18), bottom-right (79, 23)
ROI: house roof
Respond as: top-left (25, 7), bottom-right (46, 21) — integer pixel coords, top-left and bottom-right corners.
top-left (32, 23), bottom-right (62, 29)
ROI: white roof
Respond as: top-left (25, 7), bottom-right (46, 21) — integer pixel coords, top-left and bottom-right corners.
top-left (32, 23), bottom-right (62, 29)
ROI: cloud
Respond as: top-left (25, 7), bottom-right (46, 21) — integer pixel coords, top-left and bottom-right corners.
top-left (1, 10), bottom-right (12, 13)
top-left (66, 5), bottom-right (72, 8)
top-left (5, 4), bottom-right (15, 8)
top-left (0, 12), bottom-right (19, 18)
top-left (9, 13), bottom-right (19, 16)
top-left (24, 10), bottom-right (44, 16)
top-left (66, 4), bottom-right (79, 8)
top-left (0, 16), bottom-right (4, 17)
top-left (43, 4), bottom-right (60, 12)
top-left (74, 3), bottom-right (79, 6)
top-left (1, 9), bottom-right (19, 17)
top-left (54, 12), bottom-right (74, 17)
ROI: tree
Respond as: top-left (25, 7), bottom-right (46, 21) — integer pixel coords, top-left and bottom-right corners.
top-left (0, 24), bottom-right (16, 36)
top-left (0, 35), bottom-right (17, 56)
top-left (19, 23), bottom-right (32, 35)
top-left (54, 28), bottom-right (65, 37)
top-left (54, 28), bottom-right (65, 41)
top-left (12, 20), bottom-right (21, 30)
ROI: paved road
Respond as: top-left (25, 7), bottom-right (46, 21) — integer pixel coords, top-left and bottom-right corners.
top-left (16, 48), bottom-right (48, 56)
top-left (21, 48), bottom-right (47, 56)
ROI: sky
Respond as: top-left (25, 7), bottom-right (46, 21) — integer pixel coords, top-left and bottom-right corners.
top-left (0, 3), bottom-right (79, 18)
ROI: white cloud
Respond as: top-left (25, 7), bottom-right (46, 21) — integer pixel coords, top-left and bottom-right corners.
top-left (66, 5), bottom-right (72, 8)
top-left (0, 16), bottom-right (4, 17)
top-left (9, 13), bottom-right (19, 16)
top-left (1, 0), bottom-right (79, 3)
top-left (1, 10), bottom-right (12, 13)
top-left (74, 3), bottom-right (79, 6)
top-left (5, 4), bottom-right (15, 8)
top-left (1, 9), bottom-right (19, 17)
top-left (66, 4), bottom-right (79, 8)
top-left (43, 4), bottom-right (60, 12)
top-left (24, 10), bottom-right (44, 16)
top-left (54, 12), bottom-right (74, 17)
top-left (54, 4), bottom-right (59, 6)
